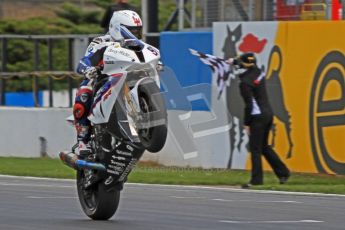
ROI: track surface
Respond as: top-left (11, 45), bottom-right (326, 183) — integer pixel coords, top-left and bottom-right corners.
top-left (0, 175), bottom-right (344, 230)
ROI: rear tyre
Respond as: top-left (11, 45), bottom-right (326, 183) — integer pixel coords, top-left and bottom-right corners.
top-left (137, 81), bottom-right (168, 153)
top-left (77, 170), bottom-right (120, 220)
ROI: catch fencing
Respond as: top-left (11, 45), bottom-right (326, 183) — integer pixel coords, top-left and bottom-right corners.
top-left (0, 35), bottom-right (97, 107)
top-left (166, 0), bottom-right (345, 31)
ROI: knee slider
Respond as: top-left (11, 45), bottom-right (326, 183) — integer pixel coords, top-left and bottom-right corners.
top-left (73, 102), bottom-right (86, 119)
top-left (74, 88), bottom-right (93, 120)
top-left (77, 88), bottom-right (92, 103)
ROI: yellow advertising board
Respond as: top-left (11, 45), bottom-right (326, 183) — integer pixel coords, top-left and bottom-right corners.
top-left (269, 21), bottom-right (345, 174)
top-left (213, 21), bottom-right (345, 175)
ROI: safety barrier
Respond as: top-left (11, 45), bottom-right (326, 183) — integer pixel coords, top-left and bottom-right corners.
top-left (0, 34), bottom-right (95, 106)
top-left (214, 20), bottom-right (345, 175)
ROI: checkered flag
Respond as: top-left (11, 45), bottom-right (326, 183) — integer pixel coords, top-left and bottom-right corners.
top-left (189, 49), bottom-right (233, 99)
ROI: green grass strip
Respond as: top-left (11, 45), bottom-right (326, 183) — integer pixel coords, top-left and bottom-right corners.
top-left (0, 157), bottom-right (344, 194)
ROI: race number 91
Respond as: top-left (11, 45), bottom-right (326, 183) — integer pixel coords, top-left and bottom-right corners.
top-left (309, 51), bottom-right (345, 175)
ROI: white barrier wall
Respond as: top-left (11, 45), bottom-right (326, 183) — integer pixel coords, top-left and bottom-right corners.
top-left (143, 109), bottom-right (231, 168)
top-left (0, 107), bottom-right (75, 157)
top-left (0, 107), bottom-right (231, 168)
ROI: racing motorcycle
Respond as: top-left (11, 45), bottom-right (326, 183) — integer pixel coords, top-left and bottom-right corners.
top-left (59, 29), bottom-right (167, 220)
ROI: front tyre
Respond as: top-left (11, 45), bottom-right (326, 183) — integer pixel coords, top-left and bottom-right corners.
top-left (138, 81), bottom-right (168, 153)
top-left (77, 170), bottom-right (120, 220)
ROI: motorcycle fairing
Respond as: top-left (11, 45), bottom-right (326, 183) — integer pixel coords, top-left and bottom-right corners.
top-left (101, 138), bottom-right (145, 191)
top-left (88, 74), bottom-right (126, 124)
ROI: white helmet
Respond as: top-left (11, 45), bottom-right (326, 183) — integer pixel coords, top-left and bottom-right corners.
top-left (109, 10), bottom-right (143, 40)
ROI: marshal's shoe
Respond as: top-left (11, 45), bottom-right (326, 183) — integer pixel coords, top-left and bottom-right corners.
top-left (279, 175), bottom-right (290, 184)
top-left (241, 182), bottom-right (263, 189)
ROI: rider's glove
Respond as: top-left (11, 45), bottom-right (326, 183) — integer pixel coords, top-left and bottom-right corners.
top-left (84, 66), bottom-right (98, 80)
top-left (227, 57), bottom-right (239, 65)
top-left (227, 58), bottom-right (235, 64)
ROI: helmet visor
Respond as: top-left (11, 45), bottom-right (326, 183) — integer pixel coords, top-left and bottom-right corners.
top-left (126, 26), bottom-right (142, 39)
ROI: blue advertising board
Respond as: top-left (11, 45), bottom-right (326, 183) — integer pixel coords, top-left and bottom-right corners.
top-left (160, 31), bottom-right (212, 110)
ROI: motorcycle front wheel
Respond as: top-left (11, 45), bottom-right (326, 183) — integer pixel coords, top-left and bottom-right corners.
top-left (77, 170), bottom-right (120, 220)
top-left (137, 81), bottom-right (168, 153)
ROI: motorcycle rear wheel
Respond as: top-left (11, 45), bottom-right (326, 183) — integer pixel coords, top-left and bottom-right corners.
top-left (137, 81), bottom-right (168, 153)
top-left (77, 170), bottom-right (120, 220)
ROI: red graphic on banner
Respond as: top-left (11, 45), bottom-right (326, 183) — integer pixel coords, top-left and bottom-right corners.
top-left (132, 17), bottom-right (142, 26)
top-left (239, 33), bottom-right (267, 53)
top-left (332, 0), bottom-right (342, 20)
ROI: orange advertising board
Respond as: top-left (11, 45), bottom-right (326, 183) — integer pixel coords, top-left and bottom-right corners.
top-left (214, 21), bottom-right (345, 175)
top-left (271, 21), bottom-right (345, 174)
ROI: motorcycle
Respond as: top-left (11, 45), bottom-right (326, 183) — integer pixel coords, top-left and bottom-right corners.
top-left (59, 29), bottom-right (168, 220)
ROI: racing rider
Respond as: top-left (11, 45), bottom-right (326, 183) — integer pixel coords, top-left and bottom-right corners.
top-left (73, 10), bottom-right (143, 157)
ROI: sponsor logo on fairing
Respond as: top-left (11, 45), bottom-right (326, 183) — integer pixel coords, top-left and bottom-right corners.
top-left (147, 46), bottom-right (158, 56)
top-left (108, 164), bottom-right (124, 172)
top-left (104, 176), bottom-right (114, 185)
top-left (112, 156), bottom-right (126, 161)
top-left (110, 160), bottom-right (126, 167)
top-left (107, 169), bottom-right (120, 175)
top-left (116, 149), bottom-right (132, 156)
top-left (126, 144), bottom-right (134, 152)
top-left (108, 49), bottom-right (131, 58)
top-left (118, 159), bottom-right (138, 181)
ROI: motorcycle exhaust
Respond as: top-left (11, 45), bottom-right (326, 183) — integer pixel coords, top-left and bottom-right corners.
top-left (59, 151), bottom-right (106, 172)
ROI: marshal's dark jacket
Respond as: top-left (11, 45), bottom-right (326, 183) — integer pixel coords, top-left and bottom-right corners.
top-left (238, 66), bottom-right (273, 126)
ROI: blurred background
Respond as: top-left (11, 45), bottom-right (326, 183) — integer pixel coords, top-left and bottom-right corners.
top-left (0, 0), bottom-right (343, 106)
top-left (0, 0), bottom-right (344, 175)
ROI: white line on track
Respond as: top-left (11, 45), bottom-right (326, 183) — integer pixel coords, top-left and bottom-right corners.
top-left (1, 174), bottom-right (345, 198)
top-left (127, 183), bottom-right (345, 198)
top-left (170, 196), bottom-right (206, 199)
top-left (212, 198), bottom-right (302, 203)
top-left (0, 182), bottom-right (72, 188)
top-left (219, 219), bottom-right (324, 224)
top-left (169, 196), bottom-right (302, 203)
top-left (27, 196), bottom-right (77, 199)
top-left (0, 174), bottom-right (73, 182)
